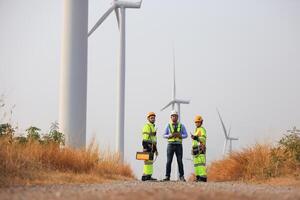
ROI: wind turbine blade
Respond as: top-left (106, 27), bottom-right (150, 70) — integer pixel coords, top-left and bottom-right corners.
top-left (217, 108), bottom-right (228, 138)
top-left (172, 46), bottom-right (176, 100)
top-left (88, 5), bottom-right (115, 37)
top-left (228, 126), bottom-right (231, 137)
top-left (114, 0), bottom-right (120, 28)
top-left (161, 101), bottom-right (173, 111)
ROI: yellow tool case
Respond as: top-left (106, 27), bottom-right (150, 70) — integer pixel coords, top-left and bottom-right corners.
top-left (136, 152), bottom-right (154, 161)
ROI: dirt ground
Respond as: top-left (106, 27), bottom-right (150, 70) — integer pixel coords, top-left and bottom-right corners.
top-left (1, 181), bottom-right (300, 200)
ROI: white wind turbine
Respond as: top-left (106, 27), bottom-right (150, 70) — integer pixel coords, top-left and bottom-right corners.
top-left (88, 0), bottom-right (142, 162)
top-left (161, 49), bottom-right (190, 122)
top-left (217, 109), bottom-right (239, 155)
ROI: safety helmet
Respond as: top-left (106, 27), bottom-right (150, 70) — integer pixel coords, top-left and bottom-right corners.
top-left (170, 110), bottom-right (178, 116)
top-left (194, 115), bottom-right (203, 122)
top-left (147, 112), bottom-right (156, 118)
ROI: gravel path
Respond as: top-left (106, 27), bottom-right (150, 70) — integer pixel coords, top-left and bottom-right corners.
top-left (1, 181), bottom-right (299, 200)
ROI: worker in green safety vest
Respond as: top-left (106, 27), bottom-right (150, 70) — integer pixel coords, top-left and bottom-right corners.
top-left (191, 115), bottom-right (207, 182)
top-left (163, 110), bottom-right (188, 181)
top-left (141, 112), bottom-right (158, 181)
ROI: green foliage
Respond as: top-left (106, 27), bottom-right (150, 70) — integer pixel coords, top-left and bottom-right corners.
top-left (0, 123), bottom-right (14, 135)
top-left (1, 122), bottom-right (65, 146)
top-left (278, 133), bottom-right (300, 162)
top-left (0, 123), bottom-right (15, 143)
top-left (42, 122), bottom-right (65, 145)
top-left (26, 126), bottom-right (41, 141)
top-left (14, 136), bottom-right (27, 144)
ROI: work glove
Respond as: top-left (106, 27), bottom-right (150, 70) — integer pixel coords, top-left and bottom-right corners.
top-left (191, 135), bottom-right (199, 141)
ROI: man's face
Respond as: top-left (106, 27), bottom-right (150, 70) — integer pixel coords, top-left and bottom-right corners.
top-left (195, 121), bottom-right (203, 127)
top-left (148, 115), bottom-right (156, 123)
top-left (171, 115), bottom-right (178, 123)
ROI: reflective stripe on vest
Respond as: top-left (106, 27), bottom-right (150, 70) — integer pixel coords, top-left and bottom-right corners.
top-left (168, 123), bottom-right (182, 143)
top-left (194, 163), bottom-right (206, 167)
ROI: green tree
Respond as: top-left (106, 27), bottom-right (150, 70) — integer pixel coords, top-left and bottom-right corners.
top-left (44, 121), bottom-right (65, 145)
top-left (0, 123), bottom-right (14, 143)
top-left (26, 126), bottom-right (41, 141)
top-left (278, 133), bottom-right (300, 162)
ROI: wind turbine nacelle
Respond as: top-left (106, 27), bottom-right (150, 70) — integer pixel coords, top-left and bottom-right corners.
top-left (115, 1), bottom-right (142, 8)
top-left (174, 99), bottom-right (190, 104)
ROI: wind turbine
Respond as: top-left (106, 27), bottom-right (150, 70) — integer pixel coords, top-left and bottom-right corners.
top-left (59, 0), bottom-right (89, 148)
top-left (161, 49), bottom-right (190, 122)
top-left (217, 109), bottom-right (239, 155)
top-left (88, 0), bottom-right (142, 161)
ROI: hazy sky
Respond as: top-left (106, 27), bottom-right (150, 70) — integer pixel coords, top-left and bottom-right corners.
top-left (1, 0), bottom-right (300, 179)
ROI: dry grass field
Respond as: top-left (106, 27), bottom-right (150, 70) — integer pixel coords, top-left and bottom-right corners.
top-left (0, 137), bottom-right (134, 187)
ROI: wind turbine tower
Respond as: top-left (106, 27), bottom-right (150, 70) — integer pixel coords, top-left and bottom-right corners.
top-left (59, 0), bottom-right (89, 148)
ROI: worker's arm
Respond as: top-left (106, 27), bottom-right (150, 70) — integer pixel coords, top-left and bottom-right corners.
top-left (163, 125), bottom-right (172, 139)
top-left (180, 124), bottom-right (188, 139)
top-left (142, 124), bottom-right (150, 141)
top-left (199, 127), bottom-right (207, 145)
top-left (142, 124), bottom-right (151, 149)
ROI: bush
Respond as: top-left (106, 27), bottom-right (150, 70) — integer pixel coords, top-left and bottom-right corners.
top-left (208, 133), bottom-right (300, 181)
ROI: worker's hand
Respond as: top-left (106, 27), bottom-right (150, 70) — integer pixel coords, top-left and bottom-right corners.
top-left (173, 132), bottom-right (180, 138)
top-left (191, 135), bottom-right (199, 141)
top-left (168, 135), bottom-right (174, 139)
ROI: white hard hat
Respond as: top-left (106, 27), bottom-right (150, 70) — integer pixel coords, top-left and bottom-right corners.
top-left (170, 110), bottom-right (178, 116)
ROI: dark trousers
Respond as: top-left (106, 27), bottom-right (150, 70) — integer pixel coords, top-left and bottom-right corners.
top-left (165, 143), bottom-right (184, 177)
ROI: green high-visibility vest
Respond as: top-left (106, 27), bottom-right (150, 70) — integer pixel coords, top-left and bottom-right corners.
top-left (168, 123), bottom-right (182, 143)
top-left (142, 123), bottom-right (157, 144)
top-left (192, 126), bottom-right (207, 147)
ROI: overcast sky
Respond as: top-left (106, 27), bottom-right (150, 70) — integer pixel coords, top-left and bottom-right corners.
top-left (1, 0), bottom-right (300, 179)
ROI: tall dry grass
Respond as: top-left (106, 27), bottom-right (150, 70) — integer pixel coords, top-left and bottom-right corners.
top-left (208, 139), bottom-right (300, 182)
top-left (0, 137), bottom-right (134, 187)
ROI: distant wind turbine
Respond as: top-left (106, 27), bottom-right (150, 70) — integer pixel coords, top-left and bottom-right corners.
top-left (88, 0), bottom-right (142, 162)
top-left (217, 109), bottom-right (239, 155)
top-left (161, 48), bottom-right (190, 122)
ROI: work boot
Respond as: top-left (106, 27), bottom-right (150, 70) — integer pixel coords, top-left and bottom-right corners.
top-left (149, 176), bottom-right (157, 181)
top-left (179, 176), bottom-right (186, 182)
top-left (141, 175), bottom-right (150, 181)
top-left (163, 176), bottom-right (170, 181)
top-left (195, 175), bottom-right (201, 182)
top-left (199, 177), bottom-right (207, 182)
